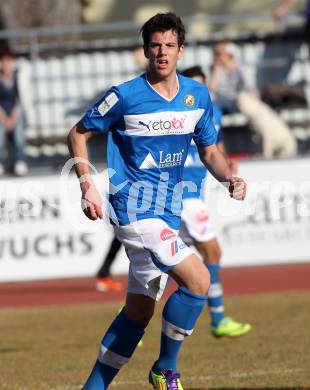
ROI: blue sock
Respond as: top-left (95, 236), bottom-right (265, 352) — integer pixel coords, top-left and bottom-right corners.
top-left (206, 263), bottom-right (225, 327)
top-left (83, 309), bottom-right (145, 389)
top-left (154, 287), bottom-right (207, 373)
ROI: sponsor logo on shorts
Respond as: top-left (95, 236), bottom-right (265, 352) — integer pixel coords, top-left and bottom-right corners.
top-left (160, 228), bottom-right (177, 241)
top-left (171, 240), bottom-right (186, 256)
top-left (196, 211), bottom-right (209, 223)
top-left (171, 240), bottom-right (178, 256)
top-left (200, 227), bottom-right (207, 235)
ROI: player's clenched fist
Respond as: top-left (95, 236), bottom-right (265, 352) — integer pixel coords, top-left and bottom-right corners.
top-left (80, 178), bottom-right (103, 220)
top-left (228, 176), bottom-right (247, 200)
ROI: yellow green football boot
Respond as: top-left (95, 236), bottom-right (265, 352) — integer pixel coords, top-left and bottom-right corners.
top-left (149, 368), bottom-right (184, 389)
top-left (211, 317), bottom-right (252, 337)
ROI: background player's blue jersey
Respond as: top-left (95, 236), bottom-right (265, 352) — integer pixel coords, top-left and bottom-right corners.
top-left (82, 73), bottom-right (216, 229)
top-left (182, 106), bottom-right (223, 200)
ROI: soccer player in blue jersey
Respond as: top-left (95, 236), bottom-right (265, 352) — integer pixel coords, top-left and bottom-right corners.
top-left (180, 66), bottom-right (251, 337)
top-left (67, 13), bottom-right (247, 390)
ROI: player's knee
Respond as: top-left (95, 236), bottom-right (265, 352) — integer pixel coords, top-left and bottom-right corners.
top-left (125, 302), bottom-right (154, 326)
top-left (133, 310), bottom-right (154, 326)
top-left (189, 267), bottom-right (210, 296)
top-left (198, 270), bottom-right (210, 295)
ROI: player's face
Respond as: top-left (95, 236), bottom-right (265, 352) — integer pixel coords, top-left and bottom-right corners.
top-left (213, 43), bottom-right (232, 65)
top-left (145, 29), bottom-right (184, 79)
top-left (1, 55), bottom-right (14, 74)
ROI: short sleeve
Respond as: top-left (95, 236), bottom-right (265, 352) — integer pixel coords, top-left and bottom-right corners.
top-left (213, 105), bottom-right (224, 144)
top-left (193, 90), bottom-right (217, 146)
top-left (216, 128), bottom-right (224, 143)
top-left (82, 87), bottom-right (123, 133)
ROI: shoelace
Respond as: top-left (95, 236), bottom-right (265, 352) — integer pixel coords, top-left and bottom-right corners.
top-left (164, 370), bottom-right (181, 390)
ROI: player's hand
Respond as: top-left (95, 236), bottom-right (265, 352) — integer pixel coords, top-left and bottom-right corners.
top-left (80, 178), bottom-right (103, 220)
top-left (228, 176), bottom-right (246, 200)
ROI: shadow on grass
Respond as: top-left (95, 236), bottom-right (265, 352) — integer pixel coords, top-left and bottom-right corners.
top-left (0, 347), bottom-right (31, 354)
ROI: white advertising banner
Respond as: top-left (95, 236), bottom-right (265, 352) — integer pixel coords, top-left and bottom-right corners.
top-left (1, 157), bottom-right (309, 282)
top-left (206, 157), bottom-right (310, 266)
top-left (0, 170), bottom-right (129, 282)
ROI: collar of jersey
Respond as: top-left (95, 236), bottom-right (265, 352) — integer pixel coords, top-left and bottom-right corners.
top-left (144, 73), bottom-right (180, 102)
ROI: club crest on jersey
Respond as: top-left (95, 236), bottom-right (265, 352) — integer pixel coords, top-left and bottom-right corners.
top-left (184, 94), bottom-right (195, 107)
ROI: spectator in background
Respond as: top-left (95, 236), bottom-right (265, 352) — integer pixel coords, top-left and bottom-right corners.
top-left (0, 47), bottom-right (28, 176)
top-left (96, 236), bottom-right (124, 292)
top-left (253, 1), bottom-right (310, 113)
top-left (209, 41), bottom-right (297, 159)
top-left (273, 0), bottom-right (310, 46)
top-left (92, 168), bottom-right (125, 293)
top-left (209, 42), bottom-right (250, 114)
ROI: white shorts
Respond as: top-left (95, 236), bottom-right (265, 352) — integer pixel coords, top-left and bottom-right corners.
top-left (114, 218), bottom-right (193, 301)
top-left (179, 198), bottom-right (216, 245)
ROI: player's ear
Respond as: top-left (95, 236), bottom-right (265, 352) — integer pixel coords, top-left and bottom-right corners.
top-left (178, 45), bottom-right (184, 59)
top-left (143, 45), bottom-right (149, 59)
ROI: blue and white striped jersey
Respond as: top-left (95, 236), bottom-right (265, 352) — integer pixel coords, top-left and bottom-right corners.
top-left (82, 73), bottom-right (216, 229)
top-left (182, 105), bottom-right (223, 200)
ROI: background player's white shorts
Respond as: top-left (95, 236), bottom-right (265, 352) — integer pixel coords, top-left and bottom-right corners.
top-left (179, 198), bottom-right (216, 244)
top-left (114, 218), bottom-right (193, 301)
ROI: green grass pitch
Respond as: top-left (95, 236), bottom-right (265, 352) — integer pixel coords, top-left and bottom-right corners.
top-left (1, 291), bottom-right (310, 389)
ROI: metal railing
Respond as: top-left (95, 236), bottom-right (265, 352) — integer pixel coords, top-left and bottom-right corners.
top-left (0, 10), bottom-right (300, 58)
top-left (0, 13), bottom-right (308, 160)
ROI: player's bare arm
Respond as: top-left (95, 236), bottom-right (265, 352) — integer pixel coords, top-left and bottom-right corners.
top-left (217, 141), bottom-right (238, 175)
top-left (198, 144), bottom-right (246, 200)
top-left (67, 120), bottom-right (103, 220)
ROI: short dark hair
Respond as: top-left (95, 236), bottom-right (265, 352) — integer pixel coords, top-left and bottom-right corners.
top-left (140, 12), bottom-right (185, 48)
top-left (181, 65), bottom-right (206, 81)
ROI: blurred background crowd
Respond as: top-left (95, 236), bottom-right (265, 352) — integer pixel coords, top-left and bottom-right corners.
top-left (0, 0), bottom-right (309, 177)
